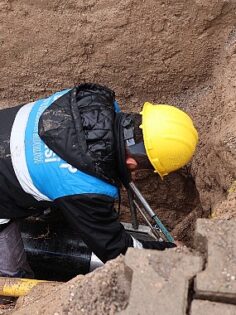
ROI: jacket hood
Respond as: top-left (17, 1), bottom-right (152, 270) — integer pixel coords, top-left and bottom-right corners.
top-left (38, 83), bottom-right (118, 184)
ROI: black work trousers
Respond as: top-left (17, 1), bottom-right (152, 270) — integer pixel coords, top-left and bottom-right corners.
top-left (0, 221), bottom-right (33, 278)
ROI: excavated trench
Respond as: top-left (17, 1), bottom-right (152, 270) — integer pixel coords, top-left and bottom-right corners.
top-left (1, 0), bottom-right (236, 313)
top-left (20, 166), bottom-right (203, 282)
top-left (120, 167), bottom-right (204, 245)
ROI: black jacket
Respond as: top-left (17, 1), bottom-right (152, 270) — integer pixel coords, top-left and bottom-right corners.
top-left (0, 84), bottom-right (133, 262)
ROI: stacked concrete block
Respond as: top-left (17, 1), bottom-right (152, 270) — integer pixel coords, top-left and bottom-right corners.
top-left (119, 248), bottom-right (203, 315)
top-left (194, 219), bottom-right (236, 304)
top-left (8, 219), bottom-right (236, 314)
top-left (191, 300), bottom-right (236, 315)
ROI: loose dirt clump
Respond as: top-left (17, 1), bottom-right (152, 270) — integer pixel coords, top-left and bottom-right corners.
top-left (11, 257), bottom-right (131, 315)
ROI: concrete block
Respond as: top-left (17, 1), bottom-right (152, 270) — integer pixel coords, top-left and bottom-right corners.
top-left (195, 219), bottom-right (236, 303)
top-left (120, 248), bottom-right (203, 315)
top-left (191, 300), bottom-right (236, 315)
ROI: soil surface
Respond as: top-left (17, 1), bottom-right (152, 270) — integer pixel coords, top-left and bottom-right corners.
top-left (1, 0), bottom-right (235, 225)
top-left (0, 0), bottom-right (236, 313)
top-left (6, 218), bottom-right (236, 315)
top-left (12, 256), bottom-right (131, 315)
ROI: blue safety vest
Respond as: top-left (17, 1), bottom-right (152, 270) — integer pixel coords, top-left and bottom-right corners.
top-left (24, 90), bottom-right (119, 201)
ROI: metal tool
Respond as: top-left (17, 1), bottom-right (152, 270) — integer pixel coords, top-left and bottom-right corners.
top-left (128, 181), bottom-right (175, 243)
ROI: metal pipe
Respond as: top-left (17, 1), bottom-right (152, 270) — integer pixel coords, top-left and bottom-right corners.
top-left (127, 189), bottom-right (139, 229)
top-left (0, 277), bottom-right (59, 297)
top-left (20, 216), bottom-right (158, 282)
top-left (21, 219), bottom-right (92, 281)
top-left (133, 200), bottom-right (161, 240)
top-left (129, 182), bottom-right (157, 217)
top-left (129, 181), bottom-right (174, 242)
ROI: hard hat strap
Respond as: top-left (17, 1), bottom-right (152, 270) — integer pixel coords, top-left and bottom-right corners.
top-left (114, 112), bottom-right (134, 188)
top-left (127, 141), bottom-right (147, 157)
top-left (122, 116), bottom-right (135, 147)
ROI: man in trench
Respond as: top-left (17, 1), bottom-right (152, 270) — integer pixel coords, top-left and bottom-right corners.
top-left (0, 83), bottom-right (198, 278)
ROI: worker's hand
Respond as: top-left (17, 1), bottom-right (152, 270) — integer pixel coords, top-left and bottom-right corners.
top-left (140, 240), bottom-right (177, 250)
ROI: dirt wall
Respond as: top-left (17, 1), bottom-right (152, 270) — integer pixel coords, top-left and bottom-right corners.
top-left (0, 0), bottom-right (236, 221)
top-left (190, 37), bottom-right (236, 218)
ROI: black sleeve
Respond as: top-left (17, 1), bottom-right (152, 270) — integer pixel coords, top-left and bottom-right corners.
top-left (54, 194), bottom-right (133, 263)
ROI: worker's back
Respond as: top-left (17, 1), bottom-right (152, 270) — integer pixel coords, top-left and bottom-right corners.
top-left (0, 84), bottom-right (119, 219)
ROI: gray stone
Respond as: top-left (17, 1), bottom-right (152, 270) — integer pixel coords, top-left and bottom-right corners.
top-left (191, 300), bottom-right (236, 315)
top-left (194, 219), bottom-right (236, 303)
top-left (120, 248), bottom-right (203, 315)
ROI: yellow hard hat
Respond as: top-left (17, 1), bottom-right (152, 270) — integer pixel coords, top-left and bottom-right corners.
top-left (140, 102), bottom-right (198, 178)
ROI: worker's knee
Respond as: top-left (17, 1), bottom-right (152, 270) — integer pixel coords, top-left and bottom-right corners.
top-left (0, 221), bottom-right (34, 278)
top-left (0, 219), bottom-right (11, 233)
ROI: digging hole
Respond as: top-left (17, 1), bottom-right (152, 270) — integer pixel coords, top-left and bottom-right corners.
top-left (21, 166), bottom-right (203, 282)
top-left (119, 167), bottom-right (205, 245)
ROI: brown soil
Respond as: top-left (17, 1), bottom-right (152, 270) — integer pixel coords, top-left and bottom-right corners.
top-left (0, 0), bottom-right (236, 313)
top-left (1, 0), bottom-right (235, 224)
top-left (119, 168), bottom-right (203, 243)
top-left (12, 257), bottom-right (131, 315)
top-left (0, 303), bottom-right (15, 315)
